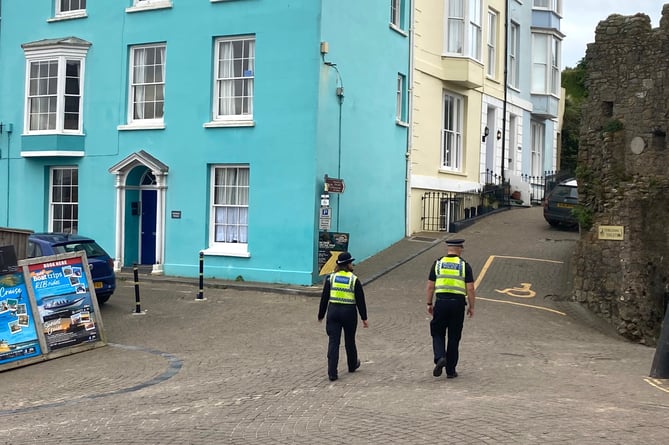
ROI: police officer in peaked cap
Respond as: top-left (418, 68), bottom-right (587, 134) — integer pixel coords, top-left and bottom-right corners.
top-left (426, 238), bottom-right (476, 379)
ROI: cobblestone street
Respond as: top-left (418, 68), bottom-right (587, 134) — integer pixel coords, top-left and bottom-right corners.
top-left (2, 207), bottom-right (667, 444)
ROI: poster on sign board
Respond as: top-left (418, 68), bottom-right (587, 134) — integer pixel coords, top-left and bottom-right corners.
top-left (0, 251), bottom-right (107, 372)
top-left (0, 272), bottom-right (42, 367)
top-left (318, 232), bottom-right (350, 276)
top-left (23, 251), bottom-right (106, 354)
top-left (25, 252), bottom-right (106, 353)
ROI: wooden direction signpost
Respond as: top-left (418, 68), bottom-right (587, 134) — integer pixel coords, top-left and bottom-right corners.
top-left (324, 175), bottom-right (345, 193)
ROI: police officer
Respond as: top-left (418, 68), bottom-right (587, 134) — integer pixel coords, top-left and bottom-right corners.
top-left (427, 239), bottom-right (476, 378)
top-left (318, 252), bottom-right (369, 381)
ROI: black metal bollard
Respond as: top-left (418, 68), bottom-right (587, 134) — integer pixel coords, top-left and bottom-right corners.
top-left (196, 251), bottom-right (204, 300)
top-left (650, 302), bottom-right (669, 378)
top-left (133, 263), bottom-right (142, 314)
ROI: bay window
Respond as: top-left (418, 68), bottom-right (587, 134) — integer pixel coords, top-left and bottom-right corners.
top-left (445, 0), bottom-right (482, 61)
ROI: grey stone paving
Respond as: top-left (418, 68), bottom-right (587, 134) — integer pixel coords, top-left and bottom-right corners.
top-left (1, 206), bottom-right (668, 444)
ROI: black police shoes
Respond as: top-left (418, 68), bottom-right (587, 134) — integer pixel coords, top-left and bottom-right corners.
top-left (433, 357), bottom-right (447, 377)
top-left (349, 359), bottom-right (361, 373)
top-left (446, 371), bottom-right (458, 379)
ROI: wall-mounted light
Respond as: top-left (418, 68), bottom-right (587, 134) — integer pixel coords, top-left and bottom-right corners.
top-left (496, 130), bottom-right (502, 140)
top-left (320, 41), bottom-right (329, 55)
top-left (482, 126), bottom-right (489, 142)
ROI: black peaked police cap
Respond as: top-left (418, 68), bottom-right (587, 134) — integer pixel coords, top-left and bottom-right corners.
top-left (336, 252), bottom-right (355, 265)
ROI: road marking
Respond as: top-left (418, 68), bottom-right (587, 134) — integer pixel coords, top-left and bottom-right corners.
top-left (644, 378), bottom-right (669, 393)
top-left (475, 255), bottom-right (563, 290)
top-left (475, 255), bottom-right (566, 316)
top-left (495, 282), bottom-right (536, 298)
top-left (476, 296), bottom-right (566, 315)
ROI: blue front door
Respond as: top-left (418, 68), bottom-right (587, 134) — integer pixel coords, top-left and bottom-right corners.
top-left (140, 189), bottom-right (157, 264)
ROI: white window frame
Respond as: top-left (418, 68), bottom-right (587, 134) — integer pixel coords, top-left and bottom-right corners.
top-left (550, 37), bottom-right (560, 96)
top-left (531, 121), bottom-right (544, 177)
top-left (55, 0), bottom-right (86, 17)
top-left (212, 36), bottom-right (255, 124)
top-left (486, 9), bottom-right (497, 78)
top-left (23, 43), bottom-right (89, 135)
top-left (126, 0), bottom-right (173, 13)
top-left (509, 22), bottom-right (520, 89)
top-left (208, 165), bottom-right (250, 256)
top-left (532, 0), bottom-right (561, 14)
top-left (391, 0), bottom-right (402, 28)
top-left (49, 166), bottom-right (79, 234)
top-left (531, 32), bottom-right (560, 95)
top-left (441, 91), bottom-right (464, 171)
top-left (508, 114), bottom-right (518, 173)
top-left (127, 44), bottom-right (166, 127)
top-left (468, 0), bottom-right (482, 60)
top-left (445, 0), bottom-right (482, 61)
top-left (445, 0), bottom-right (464, 54)
top-left (396, 73), bottom-right (407, 123)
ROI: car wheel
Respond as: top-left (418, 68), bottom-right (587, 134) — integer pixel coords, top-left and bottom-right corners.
top-left (547, 220), bottom-right (561, 227)
top-left (96, 294), bottom-right (111, 305)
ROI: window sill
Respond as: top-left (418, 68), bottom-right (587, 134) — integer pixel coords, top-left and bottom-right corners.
top-left (389, 23), bottom-right (408, 37)
top-left (396, 119), bottom-right (409, 128)
top-left (48, 11), bottom-right (88, 22)
top-left (117, 123), bottom-right (166, 131)
top-left (438, 168), bottom-right (467, 177)
top-left (204, 120), bottom-right (255, 128)
top-left (21, 150), bottom-right (84, 158)
top-left (201, 247), bottom-right (250, 258)
top-left (126, 1), bottom-right (173, 13)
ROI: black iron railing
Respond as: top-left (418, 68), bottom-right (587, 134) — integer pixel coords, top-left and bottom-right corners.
top-left (421, 169), bottom-right (573, 232)
top-left (421, 183), bottom-right (509, 232)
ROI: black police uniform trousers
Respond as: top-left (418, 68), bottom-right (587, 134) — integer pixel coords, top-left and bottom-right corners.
top-left (325, 302), bottom-right (359, 378)
top-left (430, 295), bottom-right (466, 375)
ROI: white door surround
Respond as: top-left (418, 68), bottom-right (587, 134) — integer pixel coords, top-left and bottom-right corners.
top-left (108, 150), bottom-right (169, 274)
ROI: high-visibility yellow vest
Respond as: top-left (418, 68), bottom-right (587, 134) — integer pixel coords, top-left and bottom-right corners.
top-left (434, 256), bottom-right (466, 295)
top-left (329, 271), bottom-right (357, 304)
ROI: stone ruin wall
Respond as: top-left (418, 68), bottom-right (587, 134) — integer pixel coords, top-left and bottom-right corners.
top-left (574, 5), bottom-right (669, 345)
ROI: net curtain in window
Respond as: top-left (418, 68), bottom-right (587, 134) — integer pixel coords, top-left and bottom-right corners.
top-left (214, 168), bottom-right (249, 243)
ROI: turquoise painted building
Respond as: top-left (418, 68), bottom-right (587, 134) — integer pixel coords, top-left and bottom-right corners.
top-left (0, 0), bottom-right (411, 285)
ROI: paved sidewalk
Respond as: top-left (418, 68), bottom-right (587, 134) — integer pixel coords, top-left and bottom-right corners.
top-left (116, 227), bottom-right (455, 296)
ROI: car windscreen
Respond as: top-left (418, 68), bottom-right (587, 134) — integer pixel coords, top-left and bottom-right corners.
top-left (51, 241), bottom-right (108, 258)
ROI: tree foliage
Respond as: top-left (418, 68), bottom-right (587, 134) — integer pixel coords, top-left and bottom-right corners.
top-left (560, 59), bottom-right (587, 172)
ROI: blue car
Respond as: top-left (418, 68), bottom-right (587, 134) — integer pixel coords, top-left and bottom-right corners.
top-left (27, 233), bottom-right (116, 305)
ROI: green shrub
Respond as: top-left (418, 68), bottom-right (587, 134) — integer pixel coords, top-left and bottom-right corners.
top-left (572, 205), bottom-right (593, 230)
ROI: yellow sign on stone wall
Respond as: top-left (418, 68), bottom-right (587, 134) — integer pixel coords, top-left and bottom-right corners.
top-left (598, 225), bottom-right (624, 240)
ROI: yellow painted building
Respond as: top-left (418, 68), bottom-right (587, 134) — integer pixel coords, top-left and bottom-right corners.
top-left (409, 0), bottom-right (507, 234)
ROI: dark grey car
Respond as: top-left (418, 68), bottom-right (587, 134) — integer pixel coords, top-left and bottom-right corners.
top-left (27, 233), bottom-right (116, 305)
top-left (543, 179), bottom-right (578, 228)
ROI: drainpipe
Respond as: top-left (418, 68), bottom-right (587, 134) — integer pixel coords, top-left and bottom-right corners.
top-left (501, 0), bottom-right (509, 184)
top-left (405, 0), bottom-right (415, 237)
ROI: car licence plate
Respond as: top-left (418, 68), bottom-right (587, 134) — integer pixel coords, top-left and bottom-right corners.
top-left (94, 282), bottom-right (103, 289)
top-left (557, 203), bottom-right (575, 208)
